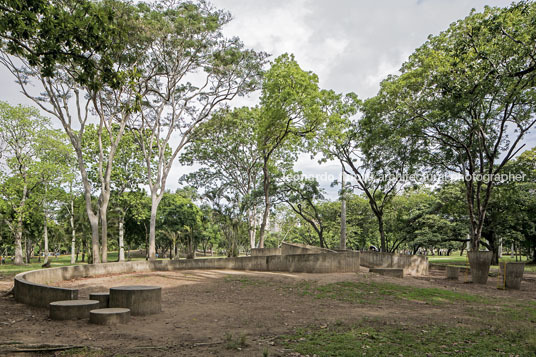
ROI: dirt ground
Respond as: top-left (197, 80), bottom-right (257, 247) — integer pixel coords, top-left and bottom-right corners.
top-left (0, 267), bottom-right (535, 356)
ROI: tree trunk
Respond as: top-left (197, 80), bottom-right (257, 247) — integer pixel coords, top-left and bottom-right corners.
top-left (43, 207), bottom-right (49, 264)
top-left (118, 212), bottom-right (125, 262)
top-left (258, 162), bottom-right (270, 248)
top-left (100, 194), bottom-right (110, 263)
top-left (148, 193), bottom-right (159, 260)
top-left (340, 168), bottom-right (347, 250)
top-left (70, 196), bottom-right (76, 264)
top-left (248, 207), bottom-right (256, 249)
top-left (378, 215), bottom-right (386, 252)
top-left (13, 182), bottom-right (28, 265)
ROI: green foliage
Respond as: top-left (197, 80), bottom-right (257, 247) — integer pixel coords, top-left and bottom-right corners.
top-left (376, 2), bottom-right (536, 248)
top-left (0, 0), bottom-right (146, 90)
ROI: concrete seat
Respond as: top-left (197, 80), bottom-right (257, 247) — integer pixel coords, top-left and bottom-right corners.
top-left (49, 300), bottom-right (100, 320)
top-left (89, 308), bottom-right (130, 325)
top-left (369, 268), bottom-right (404, 278)
top-left (109, 285), bottom-right (161, 316)
top-left (89, 292), bottom-right (110, 308)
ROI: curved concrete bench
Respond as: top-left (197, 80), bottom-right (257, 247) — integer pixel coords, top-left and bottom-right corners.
top-left (110, 285), bottom-right (161, 316)
top-left (49, 300), bottom-right (100, 320)
top-left (14, 252), bottom-right (361, 308)
top-left (89, 308), bottom-right (130, 325)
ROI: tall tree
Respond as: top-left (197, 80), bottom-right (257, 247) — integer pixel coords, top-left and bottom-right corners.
top-left (131, 1), bottom-right (266, 260)
top-left (256, 54), bottom-right (329, 248)
top-left (0, 102), bottom-right (51, 264)
top-left (0, 0), bottom-right (149, 263)
top-left (380, 2), bottom-right (536, 250)
top-left (180, 107), bottom-right (263, 249)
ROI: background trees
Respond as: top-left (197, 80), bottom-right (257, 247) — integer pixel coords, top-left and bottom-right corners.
top-left (377, 2), bottom-right (536, 251)
top-left (0, 1), bottom-right (535, 265)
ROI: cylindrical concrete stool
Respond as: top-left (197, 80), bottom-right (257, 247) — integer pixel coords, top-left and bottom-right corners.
top-left (446, 266), bottom-right (459, 280)
top-left (109, 285), bottom-right (161, 316)
top-left (89, 292), bottom-right (110, 309)
top-left (49, 300), bottom-right (100, 320)
top-left (89, 308), bottom-right (130, 325)
top-left (499, 262), bottom-right (525, 290)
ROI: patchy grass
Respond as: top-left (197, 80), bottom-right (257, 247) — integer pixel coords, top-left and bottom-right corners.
top-left (281, 320), bottom-right (536, 357)
top-left (224, 275), bottom-right (269, 287)
top-left (291, 280), bottom-right (487, 305)
top-left (224, 332), bottom-right (248, 350)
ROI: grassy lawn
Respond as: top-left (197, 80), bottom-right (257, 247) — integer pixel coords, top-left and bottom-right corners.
top-left (277, 280), bottom-right (536, 356)
top-left (281, 320), bottom-right (536, 357)
top-left (289, 280), bottom-right (487, 305)
top-left (0, 251), bottom-right (233, 278)
top-left (0, 252), bottom-right (148, 278)
top-left (428, 253), bottom-right (536, 272)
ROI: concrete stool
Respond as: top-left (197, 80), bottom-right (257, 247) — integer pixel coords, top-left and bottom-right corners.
top-left (89, 292), bottom-right (110, 308)
top-left (446, 266), bottom-right (460, 280)
top-left (369, 268), bottom-right (404, 278)
top-left (109, 285), bottom-right (161, 316)
top-left (89, 308), bottom-right (130, 325)
top-left (49, 300), bottom-right (100, 320)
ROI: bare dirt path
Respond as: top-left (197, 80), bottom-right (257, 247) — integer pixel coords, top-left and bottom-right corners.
top-left (0, 268), bottom-right (534, 356)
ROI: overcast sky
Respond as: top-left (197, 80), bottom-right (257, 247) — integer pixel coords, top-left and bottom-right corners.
top-left (1, 0), bottom-right (533, 197)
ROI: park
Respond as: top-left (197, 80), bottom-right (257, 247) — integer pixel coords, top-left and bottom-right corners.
top-left (1, 0), bottom-right (536, 356)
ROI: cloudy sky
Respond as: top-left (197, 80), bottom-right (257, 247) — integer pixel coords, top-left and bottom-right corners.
top-left (1, 0), bottom-right (532, 197)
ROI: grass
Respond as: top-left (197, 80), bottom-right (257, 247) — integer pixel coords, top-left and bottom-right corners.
top-left (224, 332), bottom-right (248, 350)
top-left (291, 280), bottom-right (488, 305)
top-left (0, 252), bottom-right (148, 278)
top-left (281, 320), bottom-right (536, 357)
top-left (428, 253), bottom-right (536, 272)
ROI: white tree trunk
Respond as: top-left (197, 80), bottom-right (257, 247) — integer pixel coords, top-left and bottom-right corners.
top-left (70, 197), bottom-right (76, 264)
top-left (118, 214), bottom-right (125, 262)
top-left (43, 207), bottom-right (49, 264)
top-left (340, 167), bottom-right (347, 251)
top-left (148, 192), bottom-right (159, 260)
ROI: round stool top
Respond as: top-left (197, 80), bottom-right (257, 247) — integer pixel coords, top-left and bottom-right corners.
top-left (90, 308), bottom-right (130, 314)
top-left (110, 285), bottom-right (161, 291)
top-left (50, 300), bottom-right (99, 306)
top-left (89, 292), bottom-right (110, 296)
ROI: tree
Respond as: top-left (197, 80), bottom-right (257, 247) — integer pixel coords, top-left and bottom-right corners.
top-left (180, 107), bottom-right (263, 249)
top-left (274, 175), bottom-right (328, 248)
top-left (0, 102), bottom-right (51, 264)
top-left (256, 54), bottom-right (329, 248)
top-left (33, 129), bottom-right (74, 264)
top-left (158, 191), bottom-right (202, 259)
top-left (131, 1), bottom-right (266, 260)
top-left (379, 2), bottom-right (536, 250)
top-left (82, 124), bottom-right (146, 261)
top-left (0, 0), bottom-right (150, 263)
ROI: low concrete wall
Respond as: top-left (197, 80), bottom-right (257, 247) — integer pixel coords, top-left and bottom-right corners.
top-left (280, 242), bottom-right (336, 255)
top-left (14, 252), bottom-right (360, 308)
top-left (251, 247), bottom-right (282, 256)
top-left (360, 252), bottom-right (428, 276)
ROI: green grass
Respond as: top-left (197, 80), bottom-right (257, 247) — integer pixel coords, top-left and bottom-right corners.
top-left (292, 280), bottom-right (487, 305)
top-left (281, 320), bottom-right (536, 357)
top-left (428, 253), bottom-right (536, 272)
top-left (0, 252), bottom-right (147, 278)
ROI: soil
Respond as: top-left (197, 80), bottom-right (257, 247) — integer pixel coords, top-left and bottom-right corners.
top-left (0, 267), bottom-right (535, 356)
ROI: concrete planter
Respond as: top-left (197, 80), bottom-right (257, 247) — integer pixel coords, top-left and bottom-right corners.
top-left (467, 251), bottom-right (493, 284)
top-left (499, 262), bottom-right (525, 290)
top-left (446, 266), bottom-right (459, 280)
